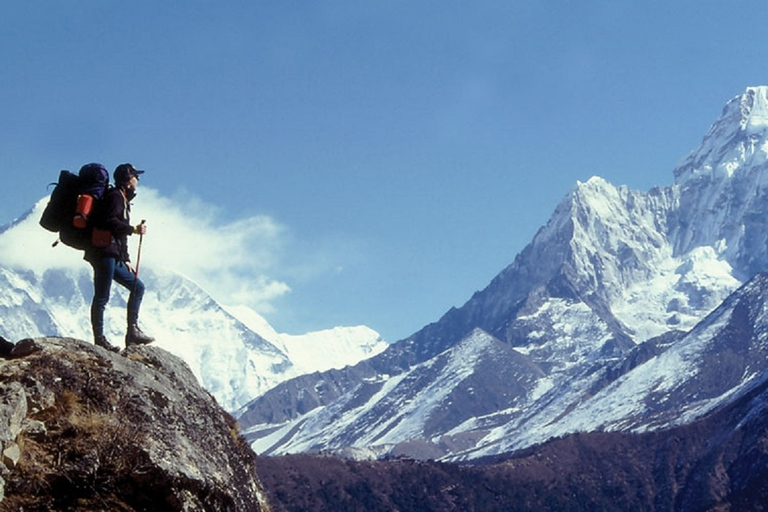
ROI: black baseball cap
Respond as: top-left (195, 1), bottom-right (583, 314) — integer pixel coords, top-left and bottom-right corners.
top-left (114, 163), bottom-right (145, 184)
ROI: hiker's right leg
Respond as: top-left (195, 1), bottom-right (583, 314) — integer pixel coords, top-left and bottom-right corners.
top-left (90, 256), bottom-right (116, 340)
top-left (112, 261), bottom-right (154, 346)
top-left (112, 261), bottom-right (145, 327)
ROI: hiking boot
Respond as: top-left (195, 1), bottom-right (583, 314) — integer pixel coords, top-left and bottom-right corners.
top-left (125, 324), bottom-right (155, 346)
top-left (95, 335), bottom-right (120, 353)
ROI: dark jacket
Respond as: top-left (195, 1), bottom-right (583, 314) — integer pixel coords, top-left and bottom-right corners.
top-left (85, 187), bottom-right (134, 262)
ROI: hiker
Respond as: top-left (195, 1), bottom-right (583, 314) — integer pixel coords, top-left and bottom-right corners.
top-left (85, 163), bottom-right (155, 352)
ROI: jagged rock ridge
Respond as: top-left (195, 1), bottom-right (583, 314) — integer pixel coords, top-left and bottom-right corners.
top-left (0, 337), bottom-right (269, 511)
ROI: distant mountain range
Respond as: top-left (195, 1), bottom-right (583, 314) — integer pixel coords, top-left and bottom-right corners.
top-left (237, 85), bottom-right (768, 461)
top-left (0, 207), bottom-right (387, 412)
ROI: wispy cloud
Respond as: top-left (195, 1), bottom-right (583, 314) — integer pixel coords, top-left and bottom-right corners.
top-left (0, 198), bottom-right (87, 272)
top-left (132, 188), bottom-right (292, 313)
top-left (0, 188), bottom-right (293, 314)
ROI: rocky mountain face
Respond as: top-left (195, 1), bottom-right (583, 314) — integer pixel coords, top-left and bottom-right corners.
top-left (0, 336), bottom-right (269, 511)
top-left (239, 86), bottom-right (768, 461)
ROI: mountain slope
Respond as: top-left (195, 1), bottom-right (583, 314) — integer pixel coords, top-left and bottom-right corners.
top-left (246, 329), bottom-right (546, 459)
top-left (239, 86), bottom-right (768, 461)
top-left (258, 362), bottom-right (768, 511)
top-left (461, 271), bottom-right (768, 459)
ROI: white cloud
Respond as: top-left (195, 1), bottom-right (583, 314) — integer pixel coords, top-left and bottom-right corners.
top-left (0, 188), bottom-right (292, 313)
top-left (130, 188), bottom-right (293, 313)
top-left (0, 198), bottom-right (86, 272)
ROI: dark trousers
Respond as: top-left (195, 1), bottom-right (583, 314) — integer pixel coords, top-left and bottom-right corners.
top-left (90, 256), bottom-right (145, 337)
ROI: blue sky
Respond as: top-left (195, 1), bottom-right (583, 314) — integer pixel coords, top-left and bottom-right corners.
top-left (3, 1), bottom-right (768, 342)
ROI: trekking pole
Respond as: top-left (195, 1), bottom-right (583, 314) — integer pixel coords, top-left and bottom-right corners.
top-left (134, 220), bottom-right (146, 279)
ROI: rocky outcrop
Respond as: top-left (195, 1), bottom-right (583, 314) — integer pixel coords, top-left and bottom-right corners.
top-left (0, 336), bottom-right (270, 511)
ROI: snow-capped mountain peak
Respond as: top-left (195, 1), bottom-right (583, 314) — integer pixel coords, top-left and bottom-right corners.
top-left (237, 86), bottom-right (768, 462)
top-left (675, 85), bottom-right (768, 185)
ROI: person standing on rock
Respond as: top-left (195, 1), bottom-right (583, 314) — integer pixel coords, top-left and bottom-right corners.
top-left (85, 163), bottom-right (155, 352)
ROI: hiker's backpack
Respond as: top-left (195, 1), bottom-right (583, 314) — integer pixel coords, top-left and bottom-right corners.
top-left (40, 163), bottom-right (110, 250)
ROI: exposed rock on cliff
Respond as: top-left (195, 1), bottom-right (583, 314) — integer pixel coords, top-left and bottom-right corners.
top-left (0, 336), bottom-right (269, 511)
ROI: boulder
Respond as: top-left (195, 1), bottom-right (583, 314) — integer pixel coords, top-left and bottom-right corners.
top-left (0, 337), bottom-right (270, 511)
